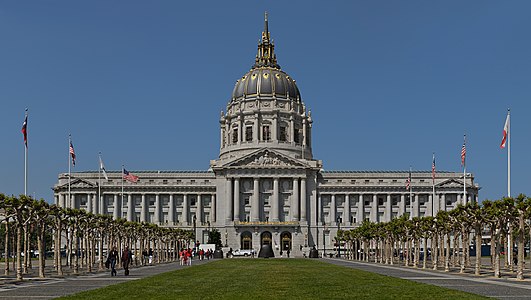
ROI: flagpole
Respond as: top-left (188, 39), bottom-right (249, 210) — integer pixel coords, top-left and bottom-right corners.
top-left (508, 109), bottom-right (511, 198)
top-left (409, 165), bottom-right (413, 220)
top-left (24, 109), bottom-right (28, 196)
top-left (432, 153), bottom-right (436, 216)
top-left (98, 152), bottom-right (101, 215)
top-left (121, 165), bottom-right (124, 219)
top-left (463, 134), bottom-right (466, 205)
top-left (68, 134), bottom-right (71, 209)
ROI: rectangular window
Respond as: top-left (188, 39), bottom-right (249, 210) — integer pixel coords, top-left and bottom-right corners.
top-left (232, 128), bottom-right (238, 144)
top-left (378, 198), bottom-right (384, 206)
top-left (294, 128), bottom-right (300, 144)
top-left (263, 126), bottom-right (271, 141)
top-left (190, 198), bottom-right (196, 206)
top-left (279, 126), bottom-right (287, 142)
top-left (244, 196), bottom-right (250, 205)
top-left (246, 126), bottom-right (253, 142)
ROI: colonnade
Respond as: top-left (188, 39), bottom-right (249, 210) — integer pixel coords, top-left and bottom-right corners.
top-left (317, 192), bottom-right (475, 225)
top-left (55, 192), bottom-right (216, 225)
top-left (224, 177), bottom-right (307, 223)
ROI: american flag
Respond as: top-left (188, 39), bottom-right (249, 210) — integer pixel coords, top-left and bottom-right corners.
top-left (69, 141), bottom-right (76, 166)
top-left (405, 170), bottom-right (411, 190)
top-left (432, 153), bottom-right (436, 184)
top-left (123, 168), bottom-right (139, 183)
top-left (21, 112), bottom-right (28, 148)
top-left (461, 139), bottom-right (466, 166)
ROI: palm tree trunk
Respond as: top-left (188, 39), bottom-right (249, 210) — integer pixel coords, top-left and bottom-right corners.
top-left (37, 222), bottom-right (45, 278)
top-left (494, 231), bottom-right (501, 278)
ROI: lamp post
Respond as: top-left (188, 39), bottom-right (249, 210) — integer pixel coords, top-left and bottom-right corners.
top-left (337, 217), bottom-right (342, 258)
top-left (193, 215), bottom-right (197, 250)
top-left (207, 221), bottom-right (211, 244)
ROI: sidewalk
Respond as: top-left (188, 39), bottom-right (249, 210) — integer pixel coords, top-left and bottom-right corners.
top-left (0, 259), bottom-right (211, 300)
top-left (325, 258), bottom-right (531, 300)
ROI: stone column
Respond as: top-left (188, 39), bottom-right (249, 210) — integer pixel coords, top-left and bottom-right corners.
top-left (386, 194), bottom-right (392, 222)
top-left (344, 194), bottom-right (350, 224)
top-left (252, 178), bottom-right (260, 222)
top-left (169, 194), bottom-right (175, 225)
top-left (272, 115), bottom-right (278, 142)
top-left (457, 194), bottom-right (462, 206)
top-left (140, 194), bottom-right (147, 222)
top-left (357, 194), bottom-right (364, 224)
top-left (87, 193), bottom-right (93, 213)
top-left (371, 194), bottom-right (378, 222)
top-left (113, 194), bottom-right (119, 220)
top-left (290, 116), bottom-right (295, 145)
top-left (300, 178), bottom-right (307, 222)
top-left (225, 178), bottom-right (233, 223)
top-left (399, 194), bottom-right (406, 216)
top-left (127, 194), bottom-right (133, 222)
top-left (330, 194), bottom-right (336, 224)
top-left (414, 194), bottom-right (419, 218)
top-left (253, 114), bottom-right (259, 143)
top-left (198, 194), bottom-right (203, 224)
top-left (440, 194), bottom-right (446, 211)
top-left (234, 178), bottom-right (240, 222)
top-left (183, 194), bottom-right (189, 225)
top-left (428, 194), bottom-right (433, 217)
top-left (302, 118), bottom-right (307, 146)
top-left (317, 193), bottom-right (322, 224)
top-left (272, 178), bottom-right (280, 222)
top-left (292, 178), bottom-right (299, 221)
top-left (237, 116), bottom-right (242, 145)
top-left (154, 194), bottom-right (161, 224)
top-left (211, 194), bottom-right (216, 223)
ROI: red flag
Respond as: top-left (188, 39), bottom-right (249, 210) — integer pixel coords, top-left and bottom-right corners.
top-left (432, 154), bottom-right (436, 184)
top-left (123, 168), bottom-right (139, 183)
top-left (461, 142), bottom-right (466, 166)
top-left (69, 141), bottom-right (76, 166)
top-left (21, 113), bottom-right (28, 148)
top-left (500, 113), bottom-right (509, 149)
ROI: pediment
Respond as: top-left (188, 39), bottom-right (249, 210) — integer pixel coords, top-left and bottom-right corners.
top-left (224, 149), bottom-right (307, 168)
top-left (436, 178), bottom-right (465, 188)
top-left (58, 177), bottom-right (97, 189)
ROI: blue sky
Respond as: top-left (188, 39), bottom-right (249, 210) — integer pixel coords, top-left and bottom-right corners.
top-left (1, 1), bottom-right (529, 202)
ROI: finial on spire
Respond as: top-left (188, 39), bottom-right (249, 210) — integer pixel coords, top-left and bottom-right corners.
top-left (253, 12), bottom-right (280, 69)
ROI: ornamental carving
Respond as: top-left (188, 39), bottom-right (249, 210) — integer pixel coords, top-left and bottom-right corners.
top-left (248, 152), bottom-right (293, 167)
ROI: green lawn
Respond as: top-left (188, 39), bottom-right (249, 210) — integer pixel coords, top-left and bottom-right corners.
top-left (58, 259), bottom-right (486, 300)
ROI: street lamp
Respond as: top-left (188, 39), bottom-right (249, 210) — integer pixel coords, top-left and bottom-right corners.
top-left (337, 217), bottom-right (342, 258)
top-left (193, 215), bottom-right (197, 250)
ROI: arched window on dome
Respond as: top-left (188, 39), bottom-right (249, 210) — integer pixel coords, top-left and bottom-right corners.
top-left (262, 121), bottom-right (271, 141)
top-left (245, 122), bottom-right (253, 142)
top-left (232, 124), bottom-right (239, 144)
top-left (294, 127), bottom-right (302, 145)
top-left (279, 122), bottom-right (288, 142)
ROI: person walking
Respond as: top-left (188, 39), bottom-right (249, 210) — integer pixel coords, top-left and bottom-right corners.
top-left (108, 246), bottom-right (119, 276)
top-left (122, 246), bottom-right (132, 276)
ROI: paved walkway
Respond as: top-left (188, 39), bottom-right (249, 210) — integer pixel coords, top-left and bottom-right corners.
top-left (0, 259), bottom-right (211, 300)
top-left (325, 258), bottom-right (531, 299)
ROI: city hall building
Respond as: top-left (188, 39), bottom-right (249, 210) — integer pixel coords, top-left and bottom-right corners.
top-left (53, 15), bottom-right (480, 257)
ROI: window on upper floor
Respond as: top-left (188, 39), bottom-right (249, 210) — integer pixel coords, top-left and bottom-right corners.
top-left (294, 128), bottom-right (300, 144)
top-left (232, 128), bottom-right (238, 144)
top-left (263, 125), bottom-right (271, 141)
top-left (279, 125), bottom-right (287, 142)
top-left (190, 198), bottom-right (196, 206)
top-left (245, 126), bottom-right (253, 142)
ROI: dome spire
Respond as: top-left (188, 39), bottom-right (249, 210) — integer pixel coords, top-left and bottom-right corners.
top-left (253, 12), bottom-right (280, 69)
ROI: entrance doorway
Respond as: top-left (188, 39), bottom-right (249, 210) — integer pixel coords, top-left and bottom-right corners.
top-left (260, 231), bottom-right (272, 246)
top-left (241, 231), bottom-right (252, 250)
top-left (281, 231), bottom-right (292, 251)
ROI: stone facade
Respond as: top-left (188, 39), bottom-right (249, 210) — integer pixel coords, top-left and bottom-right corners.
top-left (53, 14), bottom-right (480, 257)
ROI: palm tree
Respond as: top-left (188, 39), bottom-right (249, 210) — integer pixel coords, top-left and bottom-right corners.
top-left (32, 199), bottom-right (50, 278)
top-left (467, 201), bottom-right (485, 276)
